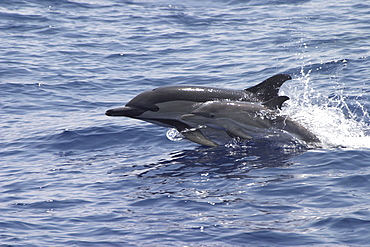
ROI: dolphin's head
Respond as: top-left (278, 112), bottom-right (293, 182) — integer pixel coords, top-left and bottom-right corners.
top-left (180, 102), bottom-right (230, 125)
top-left (181, 112), bottom-right (212, 123)
top-left (181, 111), bottom-right (226, 132)
top-left (105, 89), bottom-right (161, 117)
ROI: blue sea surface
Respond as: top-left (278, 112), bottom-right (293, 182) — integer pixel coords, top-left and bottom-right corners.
top-left (1, 0), bottom-right (370, 246)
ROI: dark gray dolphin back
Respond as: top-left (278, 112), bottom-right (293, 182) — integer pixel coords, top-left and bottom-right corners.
top-left (125, 86), bottom-right (250, 111)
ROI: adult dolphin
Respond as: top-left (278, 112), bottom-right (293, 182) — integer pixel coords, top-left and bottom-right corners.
top-left (181, 99), bottom-right (320, 145)
top-left (105, 74), bottom-right (291, 146)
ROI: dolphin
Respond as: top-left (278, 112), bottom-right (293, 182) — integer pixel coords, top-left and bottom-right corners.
top-left (105, 74), bottom-right (292, 146)
top-left (180, 99), bottom-right (320, 145)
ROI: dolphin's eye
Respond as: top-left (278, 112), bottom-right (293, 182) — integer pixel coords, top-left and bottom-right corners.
top-left (209, 113), bottom-right (215, 118)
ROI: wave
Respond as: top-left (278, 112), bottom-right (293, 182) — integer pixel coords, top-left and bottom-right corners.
top-left (281, 58), bottom-right (370, 149)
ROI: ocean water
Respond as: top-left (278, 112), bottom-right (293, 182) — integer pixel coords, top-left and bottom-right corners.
top-left (1, 0), bottom-right (370, 246)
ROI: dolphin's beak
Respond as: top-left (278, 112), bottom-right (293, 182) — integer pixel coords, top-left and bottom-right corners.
top-left (180, 113), bottom-right (196, 120)
top-left (105, 106), bottom-right (146, 117)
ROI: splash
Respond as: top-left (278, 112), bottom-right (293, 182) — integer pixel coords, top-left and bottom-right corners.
top-left (166, 62), bottom-right (370, 149)
top-left (166, 128), bottom-right (184, 141)
top-left (280, 69), bottom-right (370, 149)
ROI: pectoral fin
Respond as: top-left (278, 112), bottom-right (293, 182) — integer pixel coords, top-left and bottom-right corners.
top-left (181, 129), bottom-right (219, 147)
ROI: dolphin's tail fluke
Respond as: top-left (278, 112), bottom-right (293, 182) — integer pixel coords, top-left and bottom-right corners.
top-left (245, 74), bottom-right (292, 101)
top-left (277, 118), bottom-right (321, 143)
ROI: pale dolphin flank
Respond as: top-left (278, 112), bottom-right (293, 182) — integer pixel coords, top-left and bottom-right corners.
top-left (181, 99), bottom-right (320, 145)
top-left (105, 74), bottom-right (292, 146)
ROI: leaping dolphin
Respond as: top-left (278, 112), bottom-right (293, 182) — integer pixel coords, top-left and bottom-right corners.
top-left (105, 74), bottom-right (292, 146)
top-left (181, 99), bottom-right (320, 145)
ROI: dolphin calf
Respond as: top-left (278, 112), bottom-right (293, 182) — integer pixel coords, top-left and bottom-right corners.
top-left (181, 100), bottom-right (320, 145)
top-left (105, 74), bottom-right (292, 146)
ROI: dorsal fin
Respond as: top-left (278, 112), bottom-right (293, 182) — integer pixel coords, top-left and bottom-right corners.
top-left (262, 96), bottom-right (290, 110)
top-left (245, 74), bottom-right (292, 101)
